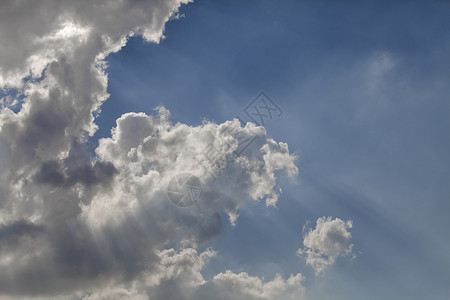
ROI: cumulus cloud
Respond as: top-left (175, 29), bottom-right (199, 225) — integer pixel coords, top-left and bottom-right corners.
top-left (0, 248), bottom-right (305, 300)
top-left (298, 217), bottom-right (354, 275)
top-left (88, 108), bottom-right (297, 228)
top-left (0, 0), bottom-right (192, 88)
top-left (80, 248), bottom-right (305, 300)
top-left (0, 0), bottom-right (300, 298)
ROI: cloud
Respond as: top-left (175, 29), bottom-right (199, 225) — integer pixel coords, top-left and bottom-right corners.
top-left (88, 108), bottom-right (297, 228)
top-left (0, 107), bottom-right (297, 297)
top-left (298, 217), bottom-right (354, 275)
top-left (0, 248), bottom-right (305, 300)
top-left (0, 0), bottom-right (192, 88)
top-left (0, 0), bottom-right (193, 226)
top-left (0, 0), bottom-right (299, 297)
top-left (194, 270), bottom-right (305, 300)
top-left (81, 248), bottom-right (305, 300)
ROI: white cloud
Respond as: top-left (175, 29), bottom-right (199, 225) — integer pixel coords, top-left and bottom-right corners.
top-left (0, 106), bottom-right (297, 297)
top-left (0, 0), bottom-right (192, 87)
top-left (0, 0), bottom-right (192, 223)
top-left (298, 217), bottom-right (354, 275)
top-left (196, 270), bottom-right (305, 300)
top-left (81, 248), bottom-right (305, 300)
top-left (87, 108), bottom-right (297, 229)
top-left (0, 248), bottom-right (305, 299)
top-left (0, 0), bottom-right (299, 297)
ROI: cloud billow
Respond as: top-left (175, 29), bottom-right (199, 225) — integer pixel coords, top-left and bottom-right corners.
top-left (0, 0), bottom-right (302, 298)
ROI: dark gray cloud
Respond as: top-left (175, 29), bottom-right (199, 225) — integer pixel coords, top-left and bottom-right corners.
top-left (34, 144), bottom-right (117, 189)
top-left (0, 220), bottom-right (43, 248)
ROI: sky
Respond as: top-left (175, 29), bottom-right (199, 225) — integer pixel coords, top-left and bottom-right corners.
top-left (0, 0), bottom-right (449, 299)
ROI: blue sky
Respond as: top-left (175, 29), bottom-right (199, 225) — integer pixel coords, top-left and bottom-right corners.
top-left (91, 0), bottom-right (450, 298)
top-left (0, 0), bottom-right (449, 299)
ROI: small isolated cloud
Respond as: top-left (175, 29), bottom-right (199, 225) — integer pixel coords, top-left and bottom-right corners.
top-left (298, 217), bottom-right (354, 275)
